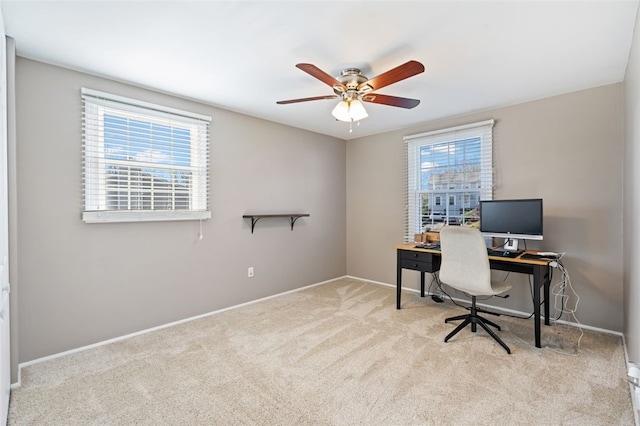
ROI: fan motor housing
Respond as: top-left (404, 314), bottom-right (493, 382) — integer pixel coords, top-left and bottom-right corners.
top-left (333, 68), bottom-right (369, 97)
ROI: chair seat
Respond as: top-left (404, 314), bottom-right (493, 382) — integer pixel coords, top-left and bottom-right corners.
top-left (490, 280), bottom-right (512, 295)
top-left (464, 280), bottom-right (512, 297)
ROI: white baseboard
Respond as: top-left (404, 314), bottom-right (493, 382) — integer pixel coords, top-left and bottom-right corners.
top-left (632, 384), bottom-right (640, 426)
top-left (629, 370), bottom-right (640, 426)
top-left (622, 335), bottom-right (640, 426)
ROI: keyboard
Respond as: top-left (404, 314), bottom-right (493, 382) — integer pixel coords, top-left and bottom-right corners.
top-left (520, 253), bottom-right (556, 260)
top-left (414, 244), bottom-right (440, 250)
top-left (487, 248), bottom-right (522, 258)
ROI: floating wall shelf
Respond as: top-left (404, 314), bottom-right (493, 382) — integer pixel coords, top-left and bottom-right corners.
top-left (242, 214), bottom-right (310, 233)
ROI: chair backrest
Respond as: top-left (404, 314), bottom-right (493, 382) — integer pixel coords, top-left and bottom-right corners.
top-left (439, 226), bottom-right (493, 296)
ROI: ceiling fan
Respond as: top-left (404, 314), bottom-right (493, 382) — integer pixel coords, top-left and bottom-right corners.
top-left (277, 60), bottom-right (425, 132)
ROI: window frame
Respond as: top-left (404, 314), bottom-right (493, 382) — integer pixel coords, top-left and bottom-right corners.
top-left (82, 88), bottom-right (212, 223)
top-left (404, 120), bottom-right (494, 239)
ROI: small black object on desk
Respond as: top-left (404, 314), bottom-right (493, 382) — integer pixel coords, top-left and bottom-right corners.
top-left (487, 248), bottom-right (522, 258)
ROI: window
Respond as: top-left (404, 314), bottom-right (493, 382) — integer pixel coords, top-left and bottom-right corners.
top-left (82, 88), bottom-right (211, 223)
top-left (404, 120), bottom-right (493, 238)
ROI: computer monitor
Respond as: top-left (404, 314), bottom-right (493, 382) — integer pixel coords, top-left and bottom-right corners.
top-left (479, 199), bottom-right (543, 251)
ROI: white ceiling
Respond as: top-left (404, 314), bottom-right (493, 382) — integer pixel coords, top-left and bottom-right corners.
top-left (2, 0), bottom-right (638, 140)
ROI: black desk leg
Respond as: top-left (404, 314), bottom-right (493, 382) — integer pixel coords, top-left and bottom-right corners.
top-left (533, 266), bottom-right (542, 348)
top-left (396, 250), bottom-right (402, 309)
top-left (420, 272), bottom-right (425, 297)
top-left (544, 266), bottom-right (551, 326)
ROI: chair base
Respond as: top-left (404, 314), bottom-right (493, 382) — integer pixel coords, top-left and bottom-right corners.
top-left (444, 296), bottom-right (511, 354)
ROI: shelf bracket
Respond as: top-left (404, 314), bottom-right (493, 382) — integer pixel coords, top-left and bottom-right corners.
top-left (243, 214), bottom-right (309, 234)
top-left (289, 215), bottom-right (302, 231)
top-left (247, 216), bottom-right (262, 234)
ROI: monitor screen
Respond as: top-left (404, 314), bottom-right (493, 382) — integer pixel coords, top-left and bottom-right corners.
top-left (479, 199), bottom-right (543, 240)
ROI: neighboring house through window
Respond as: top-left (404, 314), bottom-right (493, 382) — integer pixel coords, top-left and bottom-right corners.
top-left (404, 120), bottom-right (494, 238)
top-left (82, 88), bottom-right (212, 223)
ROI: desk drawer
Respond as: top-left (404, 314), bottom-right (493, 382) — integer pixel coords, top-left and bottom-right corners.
top-left (398, 250), bottom-right (441, 272)
top-left (399, 250), bottom-right (432, 262)
top-left (400, 259), bottom-right (431, 271)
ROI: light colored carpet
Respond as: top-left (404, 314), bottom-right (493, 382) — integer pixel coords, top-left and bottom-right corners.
top-left (8, 278), bottom-right (635, 425)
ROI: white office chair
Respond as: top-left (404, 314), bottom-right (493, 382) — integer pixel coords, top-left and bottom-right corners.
top-left (439, 226), bottom-right (513, 354)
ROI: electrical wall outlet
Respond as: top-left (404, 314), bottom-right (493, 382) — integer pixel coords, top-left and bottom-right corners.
top-left (248, 267), bottom-right (254, 278)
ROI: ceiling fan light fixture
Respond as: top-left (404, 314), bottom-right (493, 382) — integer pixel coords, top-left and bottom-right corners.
top-left (279, 61), bottom-right (425, 132)
top-left (331, 99), bottom-right (368, 122)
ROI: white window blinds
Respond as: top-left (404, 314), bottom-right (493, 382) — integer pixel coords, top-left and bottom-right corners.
top-left (404, 120), bottom-right (494, 240)
top-left (82, 88), bottom-right (212, 223)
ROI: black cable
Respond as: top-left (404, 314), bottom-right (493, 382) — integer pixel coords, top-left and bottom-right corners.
top-left (435, 268), bottom-right (540, 320)
top-left (439, 287), bottom-right (471, 310)
top-left (554, 282), bottom-right (567, 321)
top-left (431, 273), bottom-right (470, 310)
top-left (443, 286), bottom-right (536, 319)
top-left (499, 238), bottom-right (527, 251)
top-left (428, 272), bottom-right (440, 294)
top-left (552, 260), bottom-right (571, 321)
top-left (500, 311), bottom-right (535, 320)
top-left (548, 265), bottom-right (564, 321)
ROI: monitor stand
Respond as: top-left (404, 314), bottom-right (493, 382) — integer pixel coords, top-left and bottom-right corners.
top-left (504, 237), bottom-right (519, 252)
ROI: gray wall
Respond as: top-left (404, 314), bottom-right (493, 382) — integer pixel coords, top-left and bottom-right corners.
top-left (14, 58), bottom-right (347, 364)
top-left (347, 83), bottom-right (624, 332)
top-left (624, 8), bottom-right (640, 363)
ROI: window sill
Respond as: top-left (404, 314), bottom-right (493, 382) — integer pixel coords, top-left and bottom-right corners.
top-left (83, 210), bottom-right (211, 224)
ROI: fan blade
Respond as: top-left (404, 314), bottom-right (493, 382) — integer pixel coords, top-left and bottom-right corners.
top-left (358, 60), bottom-right (425, 92)
top-left (362, 93), bottom-right (420, 109)
top-left (296, 63), bottom-right (347, 91)
top-left (277, 95), bottom-right (339, 105)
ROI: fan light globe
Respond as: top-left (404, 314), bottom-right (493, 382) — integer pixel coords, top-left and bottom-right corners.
top-left (349, 99), bottom-right (368, 121)
top-left (331, 100), bottom-right (350, 121)
top-left (331, 99), bottom-right (368, 122)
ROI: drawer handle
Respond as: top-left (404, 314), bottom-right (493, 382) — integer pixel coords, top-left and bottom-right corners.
top-left (413, 253), bottom-right (419, 258)
top-left (413, 264), bottom-right (418, 268)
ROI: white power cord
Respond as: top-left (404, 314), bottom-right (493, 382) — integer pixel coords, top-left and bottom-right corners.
top-left (548, 257), bottom-right (584, 354)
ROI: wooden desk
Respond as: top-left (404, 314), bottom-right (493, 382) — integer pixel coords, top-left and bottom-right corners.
top-left (394, 243), bottom-right (552, 348)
